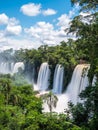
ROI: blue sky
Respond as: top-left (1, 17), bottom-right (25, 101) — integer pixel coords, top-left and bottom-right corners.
top-left (0, 0), bottom-right (79, 50)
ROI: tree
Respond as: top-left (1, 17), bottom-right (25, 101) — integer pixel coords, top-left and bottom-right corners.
top-left (42, 91), bottom-right (58, 112)
top-left (0, 78), bottom-right (12, 105)
top-left (71, 0), bottom-right (98, 11)
top-left (66, 1), bottom-right (98, 129)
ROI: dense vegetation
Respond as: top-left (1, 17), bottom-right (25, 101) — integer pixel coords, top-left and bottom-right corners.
top-left (0, 0), bottom-right (98, 129)
top-left (0, 75), bottom-right (81, 130)
top-left (66, 0), bottom-right (98, 130)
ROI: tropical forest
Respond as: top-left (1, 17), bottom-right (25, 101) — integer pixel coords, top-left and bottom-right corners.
top-left (0, 0), bottom-right (98, 130)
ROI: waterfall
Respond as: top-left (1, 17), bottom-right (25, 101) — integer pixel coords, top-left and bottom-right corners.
top-left (53, 64), bottom-right (64, 94)
top-left (37, 62), bottom-right (50, 91)
top-left (0, 62), bottom-right (24, 75)
top-left (41, 64), bottom-right (91, 113)
top-left (92, 75), bottom-right (97, 86)
top-left (13, 62), bottom-right (24, 74)
top-left (32, 67), bottom-right (35, 84)
top-left (42, 64), bottom-right (65, 113)
top-left (66, 64), bottom-right (90, 105)
top-left (0, 62), bottom-right (14, 74)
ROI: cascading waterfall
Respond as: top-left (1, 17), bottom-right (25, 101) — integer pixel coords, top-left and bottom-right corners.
top-left (66, 64), bottom-right (90, 105)
top-left (12, 62), bottom-right (24, 74)
top-left (37, 62), bottom-right (50, 91)
top-left (0, 62), bottom-right (14, 74)
top-left (43, 64), bottom-right (90, 113)
top-left (43, 64), bottom-right (65, 113)
top-left (0, 61), bottom-right (88, 113)
top-left (32, 67), bottom-right (35, 84)
top-left (32, 67), bottom-right (38, 90)
top-left (92, 75), bottom-right (97, 86)
top-left (53, 64), bottom-right (64, 94)
top-left (10, 62), bottom-right (15, 72)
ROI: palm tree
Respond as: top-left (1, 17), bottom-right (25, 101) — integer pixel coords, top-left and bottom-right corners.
top-left (42, 91), bottom-right (58, 112)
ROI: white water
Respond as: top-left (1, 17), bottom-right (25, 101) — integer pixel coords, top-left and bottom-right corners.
top-left (66, 64), bottom-right (90, 105)
top-left (43, 94), bottom-right (69, 113)
top-left (92, 75), bottom-right (97, 86)
top-left (53, 64), bottom-right (64, 94)
top-left (32, 67), bottom-right (35, 84)
top-left (12, 62), bottom-right (24, 74)
top-left (37, 62), bottom-right (50, 91)
top-left (43, 64), bottom-right (90, 113)
top-left (0, 62), bottom-right (14, 74)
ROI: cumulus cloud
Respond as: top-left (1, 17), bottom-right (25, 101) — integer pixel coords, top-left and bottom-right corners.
top-left (57, 14), bottom-right (71, 30)
top-left (24, 4), bottom-right (79, 47)
top-left (0, 4), bottom-right (80, 51)
top-left (8, 17), bottom-right (20, 26)
top-left (0, 13), bottom-right (22, 36)
top-left (0, 13), bottom-right (9, 25)
top-left (0, 31), bottom-right (7, 43)
top-left (20, 3), bottom-right (41, 16)
top-left (6, 17), bottom-right (22, 36)
top-left (42, 8), bottom-right (57, 16)
top-left (7, 38), bottom-right (37, 50)
top-left (0, 38), bottom-right (37, 51)
top-left (57, 3), bottom-right (80, 30)
top-left (24, 21), bottom-right (55, 45)
top-left (25, 22), bottom-right (53, 35)
top-left (24, 21), bottom-right (70, 46)
top-left (5, 25), bottom-right (22, 36)
top-left (20, 3), bottom-right (57, 16)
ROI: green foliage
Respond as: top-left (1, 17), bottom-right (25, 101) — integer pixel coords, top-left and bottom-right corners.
top-left (67, 82), bottom-right (98, 130)
top-left (66, 102), bottom-right (89, 126)
top-left (0, 77), bottom-right (42, 130)
top-left (71, 0), bottom-right (98, 11)
top-left (38, 113), bottom-right (81, 130)
top-left (66, 1), bottom-right (98, 130)
top-left (0, 76), bottom-right (82, 130)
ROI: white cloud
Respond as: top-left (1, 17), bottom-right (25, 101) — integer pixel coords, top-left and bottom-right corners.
top-left (4, 17), bottom-right (22, 36)
top-left (23, 4), bottom-right (79, 47)
top-left (24, 21), bottom-right (70, 46)
top-left (0, 31), bottom-right (7, 43)
top-left (57, 14), bottom-right (71, 30)
top-left (57, 3), bottom-right (80, 30)
top-left (7, 38), bottom-right (37, 50)
top-left (37, 21), bottom-right (54, 30)
top-left (8, 17), bottom-right (20, 26)
top-left (25, 22), bottom-right (53, 38)
top-left (0, 13), bottom-right (22, 36)
top-left (69, 3), bottom-right (80, 18)
top-left (25, 22), bottom-right (54, 37)
top-left (0, 4), bottom-right (80, 51)
top-left (0, 13), bottom-right (9, 25)
top-left (20, 3), bottom-right (57, 17)
top-left (0, 36), bottom-right (40, 51)
top-left (6, 25), bottom-right (22, 36)
top-left (42, 8), bottom-right (57, 16)
top-left (20, 3), bottom-right (41, 16)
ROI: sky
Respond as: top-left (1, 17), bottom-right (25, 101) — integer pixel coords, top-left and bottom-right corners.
top-left (0, 0), bottom-right (80, 51)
